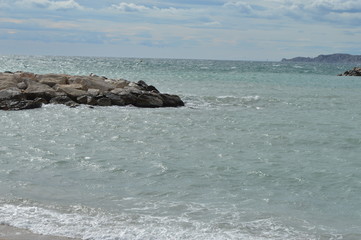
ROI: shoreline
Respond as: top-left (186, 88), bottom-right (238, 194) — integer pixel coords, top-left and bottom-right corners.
top-left (0, 225), bottom-right (79, 240)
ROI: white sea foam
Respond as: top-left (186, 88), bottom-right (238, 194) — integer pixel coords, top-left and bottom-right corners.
top-left (185, 95), bottom-right (262, 109)
top-left (0, 204), bottom-right (319, 240)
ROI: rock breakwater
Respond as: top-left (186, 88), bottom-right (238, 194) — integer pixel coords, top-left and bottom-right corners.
top-left (338, 67), bottom-right (361, 76)
top-left (0, 72), bottom-right (184, 110)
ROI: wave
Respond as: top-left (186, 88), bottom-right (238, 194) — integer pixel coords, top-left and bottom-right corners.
top-left (0, 202), bottom-right (322, 240)
top-left (183, 95), bottom-right (263, 109)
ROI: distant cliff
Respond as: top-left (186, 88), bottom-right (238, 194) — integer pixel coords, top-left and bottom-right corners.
top-left (281, 54), bottom-right (361, 63)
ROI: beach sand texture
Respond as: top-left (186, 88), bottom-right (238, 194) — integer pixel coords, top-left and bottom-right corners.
top-left (0, 225), bottom-right (79, 240)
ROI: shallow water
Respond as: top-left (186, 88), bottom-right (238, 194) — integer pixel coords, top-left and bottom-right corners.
top-left (0, 56), bottom-right (361, 239)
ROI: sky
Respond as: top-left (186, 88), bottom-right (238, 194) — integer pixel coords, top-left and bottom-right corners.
top-left (0, 0), bottom-right (361, 61)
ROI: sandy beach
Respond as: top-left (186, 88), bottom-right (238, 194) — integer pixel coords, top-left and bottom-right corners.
top-left (0, 225), bottom-right (79, 240)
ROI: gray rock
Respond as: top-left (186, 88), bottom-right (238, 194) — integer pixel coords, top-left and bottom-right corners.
top-left (76, 95), bottom-right (88, 104)
top-left (17, 82), bottom-right (27, 90)
top-left (50, 96), bottom-right (73, 104)
top-left (68, 76), bottom-right (115, 92)
top-left (97, 97), bottom-right (112, 106)
top-left (160, 94), bottom-right (185, 107)
top-left (104, 92), bottom-right (126, 106)
top-left (137, 80), bottom-right (149, 89)
top-left (113, 79), bottom-right (130, 88)
top-left (24, 79), bottom-right (56, 100)
top-left (134, 92), bottom-right (164, 108)
top-left (55, 84), bottom-right (88, 99)
top-left (36, 74), bottom-right (69, 87)
top-left (0, 87), bottom-right (24, 101)
top-left (65, 101), bottom-right (80, 108)
top-left (0, 99), bottom-right (42, 110)
top-left (87, 88), bottom-right (100, 96)
top-left (34, 97), bottom-right (48, 105)
top-left (87, 96), bottom-right (98, 105)
top-left (0, 73), bottom-right (19, 90)
top-left (112, 88), bottom-right (140, 105)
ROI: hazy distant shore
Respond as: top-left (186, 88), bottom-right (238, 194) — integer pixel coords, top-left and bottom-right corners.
top-left (281, 53), bottom-right (361, 63)
top-left (0, 225), bottom-right (79, 240)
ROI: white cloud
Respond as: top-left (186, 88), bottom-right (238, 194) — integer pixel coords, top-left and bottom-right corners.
top-left (281, 0), bottom-right (361, 13)
top-left (222, 1), bottom-right (284, 20)
top-left (111, 2), bottom-right (148, 12)
top-left (109, 2), bottom-right (205, 21)
top-left (50, 0), bottom-right (83, 10)
top-left (223, 2), bottom-right (257, 14)
top-left (305, 0), bottom-right (361, 13)
top-left (279, 0), bottom-right (361, 25)
top-left (203, 21), bottom-right (221, 26)
top-left (15, 0), bottom-right (84, 10)
top-left (221, 0), bottom-right (361, 25)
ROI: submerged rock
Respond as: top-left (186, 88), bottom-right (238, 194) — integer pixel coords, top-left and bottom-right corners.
top-left (0, 71), bottom-right (184, 110)
top-left (338, 67), bottom-right (361, 76)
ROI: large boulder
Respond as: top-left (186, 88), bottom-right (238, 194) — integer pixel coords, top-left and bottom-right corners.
top-left (133, 92), bottom-right (164, 108)
top-left (68, 76), bottom-right (115, 92)
top-left (97, 97), bottom-right (112, 106)
top-left (160, 94), bottom-right (185, 107)
top-left (16, 72), bottom-right (37, 80)
top-left (0, 73), bottom-right (19, 90)
top-left (36, 74), bottom-right (69, 87)
top-left (111, 87), bottom-right (141, 106)
top-left (136, 80), bottom-right (160, 93)
top-left (0, 87), bottom-right (24, 101)
top-left (104, 92), bottom-right (126, 106)
top-left (55, 84), bottom-right (88, 99)
top-left (24, 79), bottom-right (57, 100)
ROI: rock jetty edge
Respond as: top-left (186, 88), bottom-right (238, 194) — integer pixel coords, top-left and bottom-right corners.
top-left (337, 67), bottom-right (361, 76)
top-left (0, 71), bottom-right (184, 110)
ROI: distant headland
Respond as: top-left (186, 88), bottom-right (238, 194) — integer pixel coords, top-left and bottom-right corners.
top-left (281, 53), bottom-right (361, 63)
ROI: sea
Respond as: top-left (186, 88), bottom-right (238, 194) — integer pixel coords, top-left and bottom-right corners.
top-left (0, 55), bottom-right (360, 240)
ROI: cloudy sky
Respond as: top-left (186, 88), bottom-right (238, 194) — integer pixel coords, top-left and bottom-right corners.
top-left (0, 0), bottom-right (360, 60)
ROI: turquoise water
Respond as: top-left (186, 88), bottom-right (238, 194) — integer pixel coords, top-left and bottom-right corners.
top-left (0, 56), bottom-right (361, 239)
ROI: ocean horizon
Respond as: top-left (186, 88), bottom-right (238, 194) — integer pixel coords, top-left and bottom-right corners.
top-left (1, 55), bottom-right (361, 240)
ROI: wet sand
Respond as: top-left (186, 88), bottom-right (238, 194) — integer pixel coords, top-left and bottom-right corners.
top-left (0, 225), bottom-right (79, 240)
